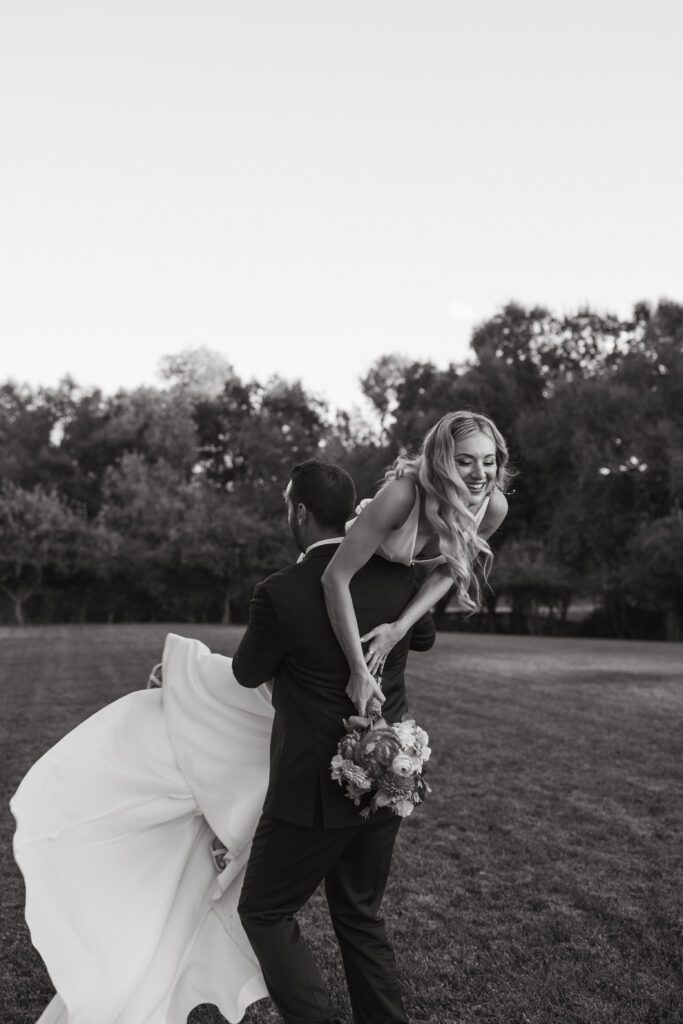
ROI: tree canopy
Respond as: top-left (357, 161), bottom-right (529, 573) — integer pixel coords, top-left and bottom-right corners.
top-left (1, 299), bottom-right (681, 638)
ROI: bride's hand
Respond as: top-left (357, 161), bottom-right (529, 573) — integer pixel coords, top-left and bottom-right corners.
top-left (361, 622), bottom-right (405, 676)
top-left (346, 666), bottom-right (385, 717)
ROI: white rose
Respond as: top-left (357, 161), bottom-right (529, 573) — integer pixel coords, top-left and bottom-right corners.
top-left (395, 798), bottom-right (415, 817)
top-left (391, 753), bottom-right (417, 777)
top-left (330, 754), bottom-right (345, 781)
top-left (394, 720), bottom-right (417, 747)
top-left (414, 726), bottom-right (429, 747)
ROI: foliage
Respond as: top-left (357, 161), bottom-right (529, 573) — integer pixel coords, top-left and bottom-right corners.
top-left (1, 299), bottom-right (681, 636)
top-left (158, 346), bottom-right (236, 397)
top-left (491, 539), bottom-right (576, 634)
top-left (193, 376), bottom-right (328, 507)
top-left (359, 353), bottom-right (411, 438)
top-left (623, 514), bottom-right (683, 640)
top-left (0, 483), bottom-right (114, 624)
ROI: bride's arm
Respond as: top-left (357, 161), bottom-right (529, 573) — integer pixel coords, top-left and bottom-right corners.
top-left (361, 566), bottom-right (453, 673)
top-left (362, 488), bottom-right (509, 672)
top-left (321, 477), bottom-right (416, 714)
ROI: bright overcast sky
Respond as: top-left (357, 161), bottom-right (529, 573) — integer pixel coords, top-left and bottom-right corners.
top-left (1, 0), bottom-right (681, 412)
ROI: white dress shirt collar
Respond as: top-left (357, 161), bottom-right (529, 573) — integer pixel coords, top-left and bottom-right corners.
top-left (305, 537), bottom-right (345, 554)
top-left (296, 537), bottom-right (345, 563)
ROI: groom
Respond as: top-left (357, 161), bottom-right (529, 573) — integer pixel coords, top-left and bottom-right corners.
top-left (233, 459), bottom-right (434, 1024)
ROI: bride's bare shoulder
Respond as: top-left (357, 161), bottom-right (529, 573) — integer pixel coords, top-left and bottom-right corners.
top-left (479, 486), bottom-right (508, 539)
top-left (372, 475), bottom-right (418, 528)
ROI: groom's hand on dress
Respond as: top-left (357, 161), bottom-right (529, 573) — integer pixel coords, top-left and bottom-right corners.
top-left (346, 666), bottom-right (385, 717)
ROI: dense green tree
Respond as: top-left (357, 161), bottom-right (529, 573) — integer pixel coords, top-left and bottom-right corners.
top-left (194, 376), bottom-right (329, 515)
top-left (96, 453), bottom-right (295, 622)
top-left (491, 539), bottom-right (576, 635)
top-left (158, 346), bottom-right (236, 397)
top-left (0, 483), bottom-right (111, 624)
top-left (469, 302), bottom-right (552, 402)
top-left (54, 385), bottom-right (199, 515)
top-left (0, 382), bottom-right (63, 490)
top-left (96, 454), bottom-right (200, 620)
top-left (1, 300), bottom-right (681, 634)
top-left (174, 488), bottom-right (292, 623)
top-left (624, 514), bottom-right (683, 641)
top-left (359, 354), bottom-right (410, 439)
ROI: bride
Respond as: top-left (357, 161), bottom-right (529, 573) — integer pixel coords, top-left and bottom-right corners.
top-left (11, 409), bottom-right (510, 1024)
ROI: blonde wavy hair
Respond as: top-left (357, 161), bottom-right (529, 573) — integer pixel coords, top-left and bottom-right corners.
top-left (385, 411), bottom-right (511, 612)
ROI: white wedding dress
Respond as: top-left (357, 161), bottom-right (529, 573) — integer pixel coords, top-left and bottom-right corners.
top-left (11, 634), bottom-right (273, 1024)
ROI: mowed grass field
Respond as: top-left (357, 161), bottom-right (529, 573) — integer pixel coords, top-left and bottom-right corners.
top-left (1, 625), bottom-right (682, 1024)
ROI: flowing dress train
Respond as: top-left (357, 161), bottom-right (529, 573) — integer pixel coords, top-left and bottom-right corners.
top-left (11, 633), bottom-right (273, 1024)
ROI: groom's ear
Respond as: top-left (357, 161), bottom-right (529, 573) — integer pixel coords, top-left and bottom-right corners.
top-left (297, 502), bottom-right (308, 524)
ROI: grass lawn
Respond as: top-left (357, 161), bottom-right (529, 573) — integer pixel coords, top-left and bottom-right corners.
top-left (1, 625), bottom-right (682, 1024)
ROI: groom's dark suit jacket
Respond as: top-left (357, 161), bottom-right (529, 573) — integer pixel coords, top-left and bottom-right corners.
top-left (232, 542), bottom-right (435, 829)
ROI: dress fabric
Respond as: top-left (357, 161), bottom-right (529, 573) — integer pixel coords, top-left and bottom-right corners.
top-left (348, 485), bottom-right (491, 565)
top-left (10, 634), bottom-right (273, 1024)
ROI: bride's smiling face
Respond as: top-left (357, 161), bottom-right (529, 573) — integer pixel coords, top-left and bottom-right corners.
top-left (453, 430), bottom-right (497, 502)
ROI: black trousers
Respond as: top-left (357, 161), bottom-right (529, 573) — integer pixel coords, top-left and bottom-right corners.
top-left (238, 811), bottom-right (408, 1024)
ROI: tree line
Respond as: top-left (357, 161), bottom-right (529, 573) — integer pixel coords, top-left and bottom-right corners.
top-left (1, 300), bottom-right (682, 639)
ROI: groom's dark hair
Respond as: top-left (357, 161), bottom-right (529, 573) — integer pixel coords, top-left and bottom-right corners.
top-left (289, 460), bottom-right (356, 532)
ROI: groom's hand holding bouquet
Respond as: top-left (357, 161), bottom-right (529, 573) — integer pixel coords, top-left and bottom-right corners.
top-left (332, 659), bottom-right (432, 819)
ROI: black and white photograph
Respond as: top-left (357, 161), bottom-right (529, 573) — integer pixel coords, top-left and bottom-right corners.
top-left (2, 2), bottom-right (682, 1023)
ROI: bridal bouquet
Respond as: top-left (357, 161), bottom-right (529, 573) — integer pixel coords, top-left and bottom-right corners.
top-left (330, 709), bottom-right (432, 818)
